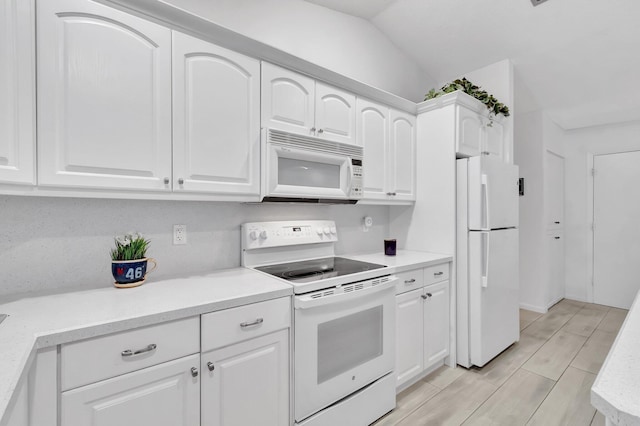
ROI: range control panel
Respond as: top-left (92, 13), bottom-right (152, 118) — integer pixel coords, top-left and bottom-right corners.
top-left (242, 220), bottom-right (338, 250)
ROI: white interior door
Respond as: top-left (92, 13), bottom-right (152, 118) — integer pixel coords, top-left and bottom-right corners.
top-left (468, 228), bottom-right (519, 367)
top-left (545, 151), bottom-right (565, 229)
top-left (593, 151), bottom-right (640, 309)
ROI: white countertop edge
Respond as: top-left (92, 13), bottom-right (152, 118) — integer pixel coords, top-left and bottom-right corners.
top-left (591, 289), bottom-right (640, 426)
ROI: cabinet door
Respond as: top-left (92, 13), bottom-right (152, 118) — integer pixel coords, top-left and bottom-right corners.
top-left (0, 0), bottom-right (35, 184)
top-left (315, 82), bottom-right (356, 145)
top-left (262, 63), bottom-right (315, 136)
top-left (389, 109), bottom-right (416, 201)
top-left (357, 98), bottom-right (389, 200)
top-left (547, 232), bottom-right (565, 306)
top-left (456, 106), bottom-right (483, 157)
top-left (37, 0), bottom-right (172, 191)
top-left (395, 288), bottom-right (424, 388)
top-left (61, 355), bottom-right (200, 426)
top-left (173, 32), bottom-right (260, 198)
top-left (483, 119), bottom-right (506, 161)
top-left (201, 329), bottom-right (289, 426)
top-left (423, 281), bottom-right (450, 369)
top-left (545, 151), bottom-right (565, 230)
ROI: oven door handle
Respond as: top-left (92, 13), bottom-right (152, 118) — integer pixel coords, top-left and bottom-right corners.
top-left (294, 277), bottom-right (397, 309)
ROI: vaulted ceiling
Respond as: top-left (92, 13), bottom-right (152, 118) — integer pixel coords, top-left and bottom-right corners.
top-left (305, 0), bottom-right (640, 130)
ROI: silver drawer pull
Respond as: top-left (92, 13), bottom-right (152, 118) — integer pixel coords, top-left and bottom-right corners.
top-left (405, 279), bottom-right (416, 284)
top-left (207, 362), bottom-right (215, 372)
top-left (121, 343), bottom-right (157, 357)
top-left (240, 318), bottom-right (264, 328)
top-left (191, 367), bottom-right (199, 377)
top-left (434, 272), bottom-right (444, 276)
top-left (421, 294), bottom-right (428, 300)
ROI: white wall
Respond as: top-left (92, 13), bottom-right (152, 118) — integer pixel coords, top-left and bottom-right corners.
top-left (164, 0), bottom-right (434, 102)
top-left (0, 196), bottom-right (389, 300)
top-left (514, 111), bottom-right (546, 311)
top-left (563, 120), bottom-right (640, 301)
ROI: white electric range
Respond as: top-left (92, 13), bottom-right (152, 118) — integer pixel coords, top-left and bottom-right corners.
top-left (242, 220), bottom-right (397, 426)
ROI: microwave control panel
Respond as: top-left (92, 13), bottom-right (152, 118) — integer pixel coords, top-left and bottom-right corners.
top-left (242, 220), bottom-right (338, 251)
top-left (350, 159), bottom-right (363, 198)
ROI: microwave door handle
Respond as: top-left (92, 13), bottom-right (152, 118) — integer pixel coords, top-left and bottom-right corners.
top-left (346, 159), bottom-right (353, 194)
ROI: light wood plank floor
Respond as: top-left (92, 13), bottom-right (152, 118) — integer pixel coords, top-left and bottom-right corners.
top-left (374, 299), bottom-right (627, 426)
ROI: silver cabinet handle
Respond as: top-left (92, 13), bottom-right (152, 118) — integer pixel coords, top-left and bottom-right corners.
top-left (405, 279), bottom-right (416, 284)
top-left (163, 177), bottom-right (169, 184)
top-left (434, 272), bottom-right (444, 276)
top-left (426, 293), bottom-right (432, 297)
top-left (555, 236), bottom-right (561, 239)
top-left (191, 367), bottom-right (199, 377)
top-left (421, 294), bottom-right (428, 300)
top-left (317, 128), bottom-right (324, 134)
top-left (207, 362), bottom-right (215, 372)
top-left (240, 318), bottom-right (264, 328)
top-left (178, 178), bottom-right (184, 185)
top-left (310, 127), bottom-right (316, 133)
top-left (386, 192), bottom-right (397, 196)
top-left (554, 221), bottom-right (560, 224)
top-left (121, 344), bottom-right (157, 357)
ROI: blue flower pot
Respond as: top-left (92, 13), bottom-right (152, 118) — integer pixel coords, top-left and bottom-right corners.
top-left (112, 258), bottom-right (157, 288)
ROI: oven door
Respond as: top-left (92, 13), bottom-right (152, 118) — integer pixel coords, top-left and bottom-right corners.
top-left (294, 278), bottom-right (396, 422)
top-left (265, 142), bottom-right (353, 199)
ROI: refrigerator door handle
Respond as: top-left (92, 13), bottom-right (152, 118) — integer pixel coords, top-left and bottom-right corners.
top-left (481, 231), bottom-right (490, 288)
top-left (482, 174), bottom-right (490, 230)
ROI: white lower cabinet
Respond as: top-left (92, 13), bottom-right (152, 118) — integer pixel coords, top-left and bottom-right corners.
top-left (201, 297), bottom-right (291, 426)
top-left (395, 265), bottom-right (450, 389)
top-left (61, 354), bottom-right (200, 426)
top-left (201, 330), bottom-right (289, 426)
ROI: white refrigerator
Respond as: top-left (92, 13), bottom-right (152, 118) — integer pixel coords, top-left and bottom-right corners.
top-left (456, 156), bottom-right (520, 368)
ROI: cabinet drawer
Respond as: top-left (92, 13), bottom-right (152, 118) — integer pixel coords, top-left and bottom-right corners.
top-left (395, 269), bottom-right (425, 295)
top-left (424, 263), bottom-right (449, 286)
top-left (61, 317), bottom-right (199, 391)
top-left (201, 297), bottom-right (291, 352)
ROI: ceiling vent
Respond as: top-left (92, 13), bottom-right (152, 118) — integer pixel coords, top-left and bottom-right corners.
top-left (530, 0), bottom-right (549, 5)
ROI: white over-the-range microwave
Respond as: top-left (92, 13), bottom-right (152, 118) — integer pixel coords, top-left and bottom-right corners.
top-left (261, 128), bottom-right (363, 204)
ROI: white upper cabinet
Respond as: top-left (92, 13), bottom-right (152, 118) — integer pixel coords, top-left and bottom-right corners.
top-left (357, 99), bottom-right (388, 199)
top-left (0, 0), bottom-right (35, 185)
top-left (358, 98), bottom-right (415, 203)
top-left (172, 32), bottom-right (260, 198)
top-left (389, 109), bottom-right (416, 202)
top-left (314, 82), bottom-right (356, 145)
top-left (456, 104), bottom-right (508, 162)
top-left (262, 63), bottom-right (357, 144)
top-left (456, 106), bottom-right (483, 158)
top-left (37, 0), bottom-right (172, 191)
top-left (262, 63), bottom-right (315, 136)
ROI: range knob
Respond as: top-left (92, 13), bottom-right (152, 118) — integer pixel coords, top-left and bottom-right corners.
top-left (249, 231), bottom-right (258, 240)
top-left (259, 230), bottom-right (268, 239)
top-left (323, 227), bottom-right (331, 235)
top-left (330, 226), bottom-right (337, 234)
top-left (316, 227), bottom-right (323, 235)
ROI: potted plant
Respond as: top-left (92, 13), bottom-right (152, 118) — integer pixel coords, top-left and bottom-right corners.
top-left (110, 232), bottom-right (156, 288)
top-left (425, 77), bottom-right (510, 121)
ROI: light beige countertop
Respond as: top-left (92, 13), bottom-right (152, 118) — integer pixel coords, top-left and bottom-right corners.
top-left (592, 290), bottom-right (640, 425)
top-left (0, 249), bottom-right (452, 423)
top-left (0, 267), bottom-right (292, 424)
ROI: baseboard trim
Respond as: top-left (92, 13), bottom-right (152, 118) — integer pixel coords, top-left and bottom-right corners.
top-left (519, 302), bottom-right (548, 313)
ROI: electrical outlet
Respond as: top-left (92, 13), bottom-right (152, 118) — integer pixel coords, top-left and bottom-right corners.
top-left (173, 224), bottom-right (187, 245)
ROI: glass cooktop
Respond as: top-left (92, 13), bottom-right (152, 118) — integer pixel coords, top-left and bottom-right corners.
top-left (255, 257), bottom-right (387, 284)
